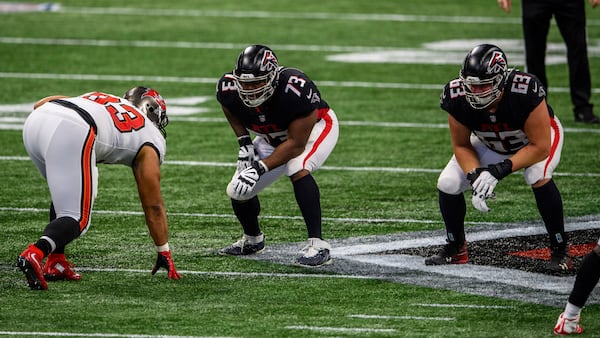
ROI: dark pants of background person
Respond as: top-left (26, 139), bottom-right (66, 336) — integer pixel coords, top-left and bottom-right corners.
top-left (521, 0), bottom-right (594, 118)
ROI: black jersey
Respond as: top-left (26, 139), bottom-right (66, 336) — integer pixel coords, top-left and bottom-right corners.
top-left (440, 69), bottom-right (553, 155)
top-left (216, 67), bottom-right (330, 147)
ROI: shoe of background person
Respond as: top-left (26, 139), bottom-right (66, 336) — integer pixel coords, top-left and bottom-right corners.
top-left (425, 241), bottom-right (468, 265)
top-left (553, 313), bottom-right (583, 335)
top-left (219, 233), bottom-right (265, 256)
top-left (295, 238), bottom-right (332, 267)
top-left (43, 253), bottom-right (81, 281)
top-left (15, 243), bottom-right (48, 290)
top-left (574, 112), bottom-right (600, 124)
top-left (548, 247), bottom-right (573, 272)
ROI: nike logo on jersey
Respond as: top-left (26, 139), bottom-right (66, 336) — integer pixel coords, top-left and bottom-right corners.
top-left (310, 92), bottom-right (321, 104)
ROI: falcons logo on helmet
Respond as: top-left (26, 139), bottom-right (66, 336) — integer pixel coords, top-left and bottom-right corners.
top-left (487, 51), bottom-right (507, 74)
top-left (260, 50), bottom-right (278, 73)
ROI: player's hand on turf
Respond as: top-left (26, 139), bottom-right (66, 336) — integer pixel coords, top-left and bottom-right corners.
top-left (236, 135), bottom-right (257, 172)
top-left (151, 250), bottom-right (181, 280)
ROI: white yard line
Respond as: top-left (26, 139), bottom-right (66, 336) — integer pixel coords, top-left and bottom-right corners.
top-left (412, 303), bottom-right (513, 309)
top-left (0, 332), bottom-right (228, 338)
top-left (1, 156), bottom-right (599, 177)
top-left (62, 7), bottom-right (524, 25)
top-left (285, 325), bottom-right (396, 333)
top-left (349, 314), bottom-right (455, 321)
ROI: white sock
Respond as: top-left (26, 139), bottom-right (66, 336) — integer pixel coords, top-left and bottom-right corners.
top-left (564, 302), bottom-right (582, 319)
top-left (245, 233), bottom-right (264, 244)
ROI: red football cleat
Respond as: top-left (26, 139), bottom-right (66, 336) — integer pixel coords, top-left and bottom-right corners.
top-left (43, 253), bottom-right (81, 281)
top-left (425, 242), bottom-right (468, 265)
top-left (16, 243), bottom-right (48, 290)
top-left (554, 313), bottom-right (584, 335)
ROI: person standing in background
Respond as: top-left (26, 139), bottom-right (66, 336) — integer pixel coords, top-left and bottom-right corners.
top-left (498, 0), bottom-right (600, 123)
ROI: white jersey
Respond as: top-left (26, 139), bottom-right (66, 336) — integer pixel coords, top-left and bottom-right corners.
top-left (55, 92), bottom-right (166, 165)
top-left (22, 91), bottom-right (167, 233)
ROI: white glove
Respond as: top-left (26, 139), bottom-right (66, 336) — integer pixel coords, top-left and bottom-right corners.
top-left (229, 161), bottom-right (268, 199)
top-left (236, 135), bottom-right (257, 172)
top-left (471, 171), bottom-right (498, 199)
top-left (472, 193), bottom-right (490, 212)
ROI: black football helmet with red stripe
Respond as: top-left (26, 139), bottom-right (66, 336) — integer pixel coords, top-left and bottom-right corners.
top-left (460, 44), bottom-right (508, 110)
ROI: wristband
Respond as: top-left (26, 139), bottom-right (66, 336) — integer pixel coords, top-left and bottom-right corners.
top-left (466, 168), bottom-right (480, 184)
top-left (237, 135), bottom-right (252, 147)
top-left (156, 243), bottom-right (170, 252)
top-left (488, 159), bottom-right (513, 180)
top-left (253, 160), bottom-right (269, 175)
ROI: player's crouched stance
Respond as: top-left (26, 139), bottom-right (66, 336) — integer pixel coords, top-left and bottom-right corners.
top-left (216, 45), bottom-right (339, 267)
top-left (425, 44), bottom-right (571, 272)
top-left (16, 87), bottom-right (180, 290)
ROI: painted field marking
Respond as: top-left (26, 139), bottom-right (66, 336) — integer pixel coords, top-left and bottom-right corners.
top-left (1, 156), bottom-right (599, 178)
top-left (2, 71), bottom-right (600, 96)
top-left (77, 267), bottom-right (377, 280)
top-left (0, 331), bottom-right (228, 338)
top-left (349, 314), bottom-right (455, 321)
top-left (285, 325), bottom-right (396, 333)
top-left (411, 303), bottom-right (514, 309)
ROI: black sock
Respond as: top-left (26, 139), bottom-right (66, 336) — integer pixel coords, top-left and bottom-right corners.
top-left (293, 174), bottom-right (322, 239)
top-left (438, 190), bottom-right (466, 245)
top-left (533, 180), bottom-right (567, 249)
top-left (50, 202), bottom-right (56, 222)
top-left (568, 250), bottom-right (600, 307)
top-left (37, 216), bottom-right (80, 255)
top-left (231, 196), bottom-right (261, 236)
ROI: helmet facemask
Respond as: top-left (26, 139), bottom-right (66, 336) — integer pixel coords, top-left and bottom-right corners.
top-left (461, 73), bottom-right (505, 109)
top-left (233, 45), bottom-right (280, 107)
top-left (459, 44), bottom-right (508, 110)
top-left (234, 71), bottom-right (278, 107)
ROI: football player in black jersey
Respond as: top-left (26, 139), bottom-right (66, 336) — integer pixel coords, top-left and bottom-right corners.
top-left (425, 44), bottom-right (571, 272)
top-left (215, 45), bottom-right (339, 266)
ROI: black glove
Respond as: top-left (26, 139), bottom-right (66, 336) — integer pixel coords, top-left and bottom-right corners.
top-left (487, 159), bottom-right (513, 180)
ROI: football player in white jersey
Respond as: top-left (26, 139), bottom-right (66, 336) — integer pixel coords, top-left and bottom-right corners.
top-left (16, 87), bottom-right (180, 290)
top-left (427, 44), bottom-right (571, 272)
top-left (216, 45), bottom-right (339, 266)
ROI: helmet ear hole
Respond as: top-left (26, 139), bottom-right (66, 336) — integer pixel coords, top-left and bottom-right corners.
top-left (123, 86), bottom-right (168, 137)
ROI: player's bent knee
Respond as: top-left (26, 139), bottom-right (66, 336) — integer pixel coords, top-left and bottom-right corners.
top-left (437, 177), bottom-right (464, 195)
top-left (226, 181), bottom-right (255, 201)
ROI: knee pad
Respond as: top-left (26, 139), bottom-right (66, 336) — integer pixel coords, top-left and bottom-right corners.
top-left (437, 175), bottom-right (465, 195)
